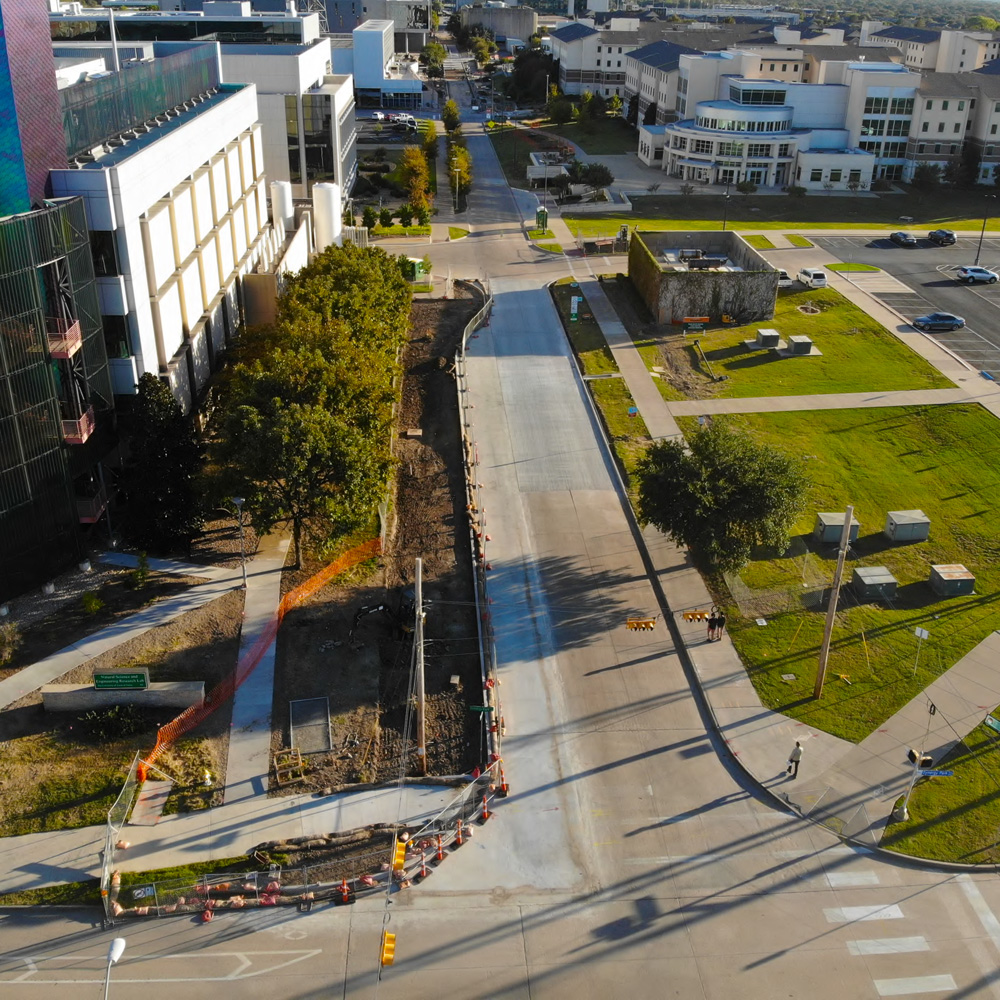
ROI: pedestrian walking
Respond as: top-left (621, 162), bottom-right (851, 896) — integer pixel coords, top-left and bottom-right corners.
top-left (715, 611), bottom-right (727, 640)
top-left (787, 741), bottom-right (803, 779)
top-left (707, 609), bottom-right (718, 641)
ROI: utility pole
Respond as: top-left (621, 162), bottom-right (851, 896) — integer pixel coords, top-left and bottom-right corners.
top-left (415, 557), bottom-right (427, 775)
top-left (814, 504), bottom-right (853, 700)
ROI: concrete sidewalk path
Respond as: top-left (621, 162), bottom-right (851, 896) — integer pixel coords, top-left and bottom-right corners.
top-left (0, 783), bottom-right (464, 892)
top-left (98, 551), bottom-right (234, 582)
top-left (224, 530), bottom-right (291, 803)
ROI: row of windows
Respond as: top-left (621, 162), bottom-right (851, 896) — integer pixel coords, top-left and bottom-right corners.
top-left (915, 143), bottom-right (961, 154)
top-left (727, 86), bottom-right (787, 105)
top-left (861, 118), bottom-right (911, 137)
top-left (766, 62), bottom-right (800, 72)
top-left (695, 116), bottom-right (792, 132)
top-left (925, 99), bottom-right (968, 111)
top-left (863, 97), bottom-right (915, 115)
top-left (672, 136), bottom-right (792, 157)
top-left (802, 167), bottom-right (863, 183)
top-left (859, 141), bottom-right (907, 157)
top-left (596, 45), bottom-right (624, 54)
top-left (920, 120), bottom-right (968, 133)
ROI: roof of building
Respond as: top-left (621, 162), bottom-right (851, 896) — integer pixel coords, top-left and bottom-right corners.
top-left (796, 43), bottom-right (902, 62)
top-left (976, 57), bottom-right (1000, 76)
top-left (548, 22), bottom-right (597, 42)
top-left (871, 25), bottom-right (940, 44)
top-left (629, 38), bottom-right (703, 72)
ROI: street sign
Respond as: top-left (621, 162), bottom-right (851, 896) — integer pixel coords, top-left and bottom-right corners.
top-left (469, 705), bottom-right (495, 712)
top-left (914, 627), bottom-right (930, 640)
top-left (919, 769), bottom-right (954, 777)
top-left (94, 669), bottom-right (149, 690)
top-left (986, 715), bottom-right (1000, 733)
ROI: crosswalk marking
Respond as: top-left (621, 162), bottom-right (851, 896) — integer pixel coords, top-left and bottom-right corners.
top-left (825, 904), bottom-right (904, 922)
top-left (958, 875), bottom-right (1000, 952)
top-left (874, 975), bottom-right (956, 996)
top-left (826, 871), bottom-right (880, 887)
top-left (847, 936), bottom-right (929, 956)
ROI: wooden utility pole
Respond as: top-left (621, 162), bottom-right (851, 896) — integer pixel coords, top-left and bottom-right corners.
top-left (415, 558), bottom-right (427, 775)
top-left (814, 505), bottom-right (853, 700)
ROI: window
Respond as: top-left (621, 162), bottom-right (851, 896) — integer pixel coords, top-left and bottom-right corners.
top-left (793, 64), bottom-right (799, 71)
top-left (992, 124), bottom-right (998, 135)
top-left (918, 143), bottom-right (925, 153)
top-left (864, 97), bottom-right (889, 113)
top-left (829, 169), bottom-right (842, 182)
top-left (717, 141), bottom-right (743, 156)
top-left (597, 45), bottom-right (601, 52)
top-left (778, 143), bottom-right (791, 156)
top-left (849, 169), bottom-right (861, 182)
top-left (942, 100), bottom-right (950, 110)
top-left (769, 63), bottom-right (775, 70)
top-left (860, 140), bottom-right (881, 153)
top-left (782, 63), bottom-right (787, 71)
top-left (883, 142), bottom-right (906, 157)
top-left (618, 47), bottom-right (622, 53)
top-left (747, 142), bottom-right (771, 156)
top-left (950, 144), bottom-right (958, 154)
top-left (617, 61), bottom-right (621, 67)
top-left (102, 315), bottom-right (130, 359)
top-left (862, 118), bottom-right (885, 135)
top-left (693, 139), bottom-right (713, 154)
top-left (921, 121), bottom-right (928, 133)
top-left (958, 100), bottom-right (965, 110)
top-left (938, 122), bottom-right (945, 132)
top-left (995, 102), bottom-right (1000, 112)
top-left (954, 123), bottom-right (961, 133)
top-left (89, 231), bottom-right (118, 276)
top-left (934, 143), bottom-right (942, 153)
top-left (673, 136), bottom-right (687, 150)
top-left (886, 119), bottom-right (910, 136)
top-left (926, 100), bottom-right (933, 109)
top-left (728, 86), bottom-right (786, 105)
top-left (890, 97), bottom-right (914, 114)
top-left (810, 168), bottom-right (822, 181)
top-left (988, 146), bottom-right (995, 156)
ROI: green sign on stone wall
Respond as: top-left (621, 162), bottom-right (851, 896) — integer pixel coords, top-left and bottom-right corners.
top-left (94, 669), bottom-right (150, 691)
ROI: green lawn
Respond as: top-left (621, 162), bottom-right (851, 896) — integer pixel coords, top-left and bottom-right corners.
top-left (827, 262), bottom-right (881, 272)
top-left (743, 234), bottom-right (776, 250)
top-left (488, 128), bottom-right (547, 188)
top-left (880, 720), bottom-right (1000, 863)
top-left (551, 279), bottom-right (616, 375)
top-left (707, 403), bottom-right (1000, 743)
top-left (785, 235), bottom-right (814, 248)
top-left (528, 228), bottom-right (555, 239)
top-left (684, 287), bottom-right (953, 398)
top-left (565, 191), bottom-right (1000, 236)
top-left (372, 224), bottom-right (431, 237)
top-left (448, 227), bottom-right (469, 240)
top-left (536, 242), bottom-right (564, 253)
top-left (535, 116), bottom-right (638, 155)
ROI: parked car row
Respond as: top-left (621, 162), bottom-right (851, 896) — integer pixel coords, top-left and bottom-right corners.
top-left (889, 228), bottom-right (957, 247)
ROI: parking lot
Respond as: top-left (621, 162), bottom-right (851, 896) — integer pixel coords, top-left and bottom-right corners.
top-left (812, 234), bottom-right (1000, 379)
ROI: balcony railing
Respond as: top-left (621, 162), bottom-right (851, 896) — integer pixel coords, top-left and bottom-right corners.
top-left (76, 487), bottom-right (108, 524)
top-left (62, 405), bottom-right (95, 445)
top-left (47, 317), bottom-right (83, 358)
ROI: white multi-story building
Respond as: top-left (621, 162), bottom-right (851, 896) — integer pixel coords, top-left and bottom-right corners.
top-left (331, 19), bottom-right (425, 108)
top-left (861, 23), bottom-right (1000, 73)
top-left (50, 52), bottom-right (274, 412)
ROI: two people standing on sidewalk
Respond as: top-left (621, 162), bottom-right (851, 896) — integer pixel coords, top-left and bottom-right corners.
top-left (707, 607), bottom-right (727, 641)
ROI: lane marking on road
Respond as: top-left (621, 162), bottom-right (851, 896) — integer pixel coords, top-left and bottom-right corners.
top-left (825, 871), bottom-right (880, 888)
top-left (874, 975), bottom-right (957, 996)
top-left (775, 846), bottom-right (871, 859)
top-left (824, 904), bottom-right (904, 922)
top-left (959, 875), bottom-right (1000, 954)
top-left (847, 937), bottom-right (930, 956)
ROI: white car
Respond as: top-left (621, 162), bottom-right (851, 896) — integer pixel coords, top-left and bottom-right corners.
top-left (956, 265), bottom-right (998, 284)
top-left (371, 111), bottom-right (386, 121)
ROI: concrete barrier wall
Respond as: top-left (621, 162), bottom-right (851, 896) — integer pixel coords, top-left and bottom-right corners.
top-left (41, 682), bottom-right (205, 712)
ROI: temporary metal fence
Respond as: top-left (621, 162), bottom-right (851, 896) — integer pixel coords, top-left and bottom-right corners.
top-left (100, 751), bottom-right (142, 927)
top-left (723, 537), bottom-right (829, 620)
top-left (103, 764), bottom-right (502, 924)
top-left (453, 280), bottom-right (503, 765)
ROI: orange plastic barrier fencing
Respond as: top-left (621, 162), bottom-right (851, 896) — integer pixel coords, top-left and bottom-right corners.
top-left (144, 537), bottom-right (382, 766)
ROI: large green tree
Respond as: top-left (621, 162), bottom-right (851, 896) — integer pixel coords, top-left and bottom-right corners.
top-left (118, 373), bottom-right (203, 553)
top-left (636, 424), bottom-right (809, 573)
top-left (399, 145), bottom-right (432, 210)
top-left (442, 98), bottom-right (461, 133)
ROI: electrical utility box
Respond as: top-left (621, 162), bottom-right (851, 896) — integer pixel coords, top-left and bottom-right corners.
top-left (852, 566), bottom-right (898, 601)
top-left (884, 509), bottom-right (930, 542)
top-left (814, 511), bottom-right (860, 545)
top-left (929, 564), bottom-right (975, 597)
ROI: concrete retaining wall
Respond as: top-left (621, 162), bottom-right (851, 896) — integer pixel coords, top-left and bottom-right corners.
top-left (41, 682), bottom-right (205, 712)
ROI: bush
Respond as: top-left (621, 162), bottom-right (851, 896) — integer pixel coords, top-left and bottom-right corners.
top-left (81, 591), bottom-right (105, 615)
top-left (128, 552), bottom-right (150, 591)
top-left (362, 205), bottom-right (378, 230)
top-left (399, 204), bottom-right (414, 226)
top-left (0, 621), bottom-right (21, 666)
top-left (379, 207), bottom-right (393, 228)
top-left (416, 204), bottom-right (431, 226)
top-left (786, 185), bottom-right (807, 198)
top-left (374, 146), bottom-right (387, 159)
top-left (77, 703), bottom-right (147, 742)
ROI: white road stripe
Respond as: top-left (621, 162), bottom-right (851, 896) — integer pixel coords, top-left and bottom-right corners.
top-left (847, 937), bottom-right (929, 956)
top-left (826, 871), bottom-right (880, 887)
top-left (874, 975), bottom-right (956, 996)
top-left (959, 875), bottom-right (1000, 953)
top-left (825, 904), bottom-right (904, 922)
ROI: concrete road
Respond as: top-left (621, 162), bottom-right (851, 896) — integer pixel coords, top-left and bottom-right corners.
top-left (811, 234), bottom-right (1000, 377)
top-left (10, 137), bottom-right (1000, 1000)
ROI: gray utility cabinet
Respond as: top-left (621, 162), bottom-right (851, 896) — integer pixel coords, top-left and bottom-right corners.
top-left (929, 564), bottom-right (975, 597)
top-left (884, 509), bottom-right (930, 542)
top-left (814, 511), bottom-right (860, 545)
top-left (852, 566), bottom-right (898, 601)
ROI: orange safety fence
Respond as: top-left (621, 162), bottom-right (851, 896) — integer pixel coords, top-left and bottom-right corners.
top-left (143, 537), bottom-right (382, 768)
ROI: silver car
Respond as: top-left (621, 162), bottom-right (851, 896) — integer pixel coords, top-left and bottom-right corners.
top-left (956, 265), bottom-right (999, 284)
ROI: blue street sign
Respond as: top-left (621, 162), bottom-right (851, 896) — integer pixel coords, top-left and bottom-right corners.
top-left (986, 715), bottom-right (1000, 733)
top-left (919, 769), bottom-right (954, 777)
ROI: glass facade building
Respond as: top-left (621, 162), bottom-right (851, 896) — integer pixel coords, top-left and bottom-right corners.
top-left (0, 198), bottom-right (113, 600)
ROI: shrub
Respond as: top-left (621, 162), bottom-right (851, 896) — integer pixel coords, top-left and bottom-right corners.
top-left (374, 146), bottom-right (387, 159)
top-left (81, 591), bottom-right (105, 615)
top-left (399, 204), bottom-right (414, 226)
top-left (128, 551), bottom-right (150, 591)
top-left (786, 185), bottom-right (807, 198)
top-left (416, 204), bottom-right (431, 226)
top-left (379, 207), bottom-right (393, 228)
top-left (77, 703), bottom-right (147, 742)
top-left (0, 621), bottom-right (21, 666)
top-left (362, 205), bottom-right (378, 230)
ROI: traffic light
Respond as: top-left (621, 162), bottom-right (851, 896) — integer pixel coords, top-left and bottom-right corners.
top-left (392, 840), bottom-right (407, 871)
top-left (683, 610), bottom-right (711, 621)
top-left (626, 617), bottom-right (656, 631)
top-left (380, 932), bottom-right (396, 966)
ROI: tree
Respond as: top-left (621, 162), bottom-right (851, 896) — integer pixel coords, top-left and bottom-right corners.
top-left (362, 205), bottom-right (377, 230)
top-left (911, 163), bottom-right (942, 192)
top-left (642, 103), bottom-right (658, 125)
top-left (450, 144), bottom-right (473, 209)
top-left (626, 93), bottom-right (639, 127)
top-left (399, 203), bottom-right (414, 226)
top-left (398, 145), bottom-right (432, 210)
top-left (420, 41), bottom-right (447, 68)
top-left (549, 97), bottom-right (574, 124)
top-left (636, 424), bottom-right (808, 573)
top-left (379, 207), bottom-right (393, 228)
top-left (471, 36), bottom-right (493, 67)
top-left (965, 15), bottom-right (999, 30)
top-left (736, 179), bottom-right (758, 197)
top-left (442, 98), bottom-right (461, 133)
top-left (582, 162), bottom-right (614, 199)
top-left (608, 94), bottom-right (623, 118)
top-left (118, 373), bottom-right (203, 553)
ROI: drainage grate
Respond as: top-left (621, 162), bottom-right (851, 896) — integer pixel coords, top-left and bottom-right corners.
top-left (289, 697), bottom-right (332, 754)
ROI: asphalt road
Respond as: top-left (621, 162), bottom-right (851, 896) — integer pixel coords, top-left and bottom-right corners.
top-left (812, 234), bottom-right (1000, 377)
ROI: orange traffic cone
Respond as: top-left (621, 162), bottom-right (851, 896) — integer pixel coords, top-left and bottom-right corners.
top-left (454, 819), bottom-right (464, 848)
top-left (481, 794), bottom-right (490, 823)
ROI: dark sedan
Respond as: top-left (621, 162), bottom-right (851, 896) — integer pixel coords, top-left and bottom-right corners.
top-left (890, 231), bottom-right (919, 247)
top-left (912, 312), bottom-right (966, 331)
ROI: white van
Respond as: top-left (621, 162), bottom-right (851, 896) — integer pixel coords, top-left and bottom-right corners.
top-left (797, 267), bottom-right (827, 288)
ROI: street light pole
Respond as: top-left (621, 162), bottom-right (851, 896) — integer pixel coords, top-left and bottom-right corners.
top-left (721, 179), bottom-right (731, 231)
top-left (452, 160), bottom-right (459, 213)
top-left (231, 496), bottom-right (247, 590)
top-left (975, 194), bottom-right (997, 266)
top-left (104, 938), bottom-right (126, 1000)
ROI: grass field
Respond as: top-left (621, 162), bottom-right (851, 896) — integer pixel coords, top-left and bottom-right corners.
top-left (827, 262), bottom-right (881, 272)
top-left (743, 234), bottom-right (776, 250)
top-left (686, 287), bottom-right (953, 398)
top-left (536, 116), bottom-right (638, 155)
top-left (564, 191), bottom-right (1000, 236)
top-left (527, 228), bottom-right (555, 239)
top-left (881, 719), bottom-right (1000, 862)
top-left (536, 243), bottom-right (564, 253)
top-left (704, 403), bottom-right (1000, 743)
top-left (786, 235), bottom-right (814, 248)
top-left (448, 227), bottom-right (469, 240)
